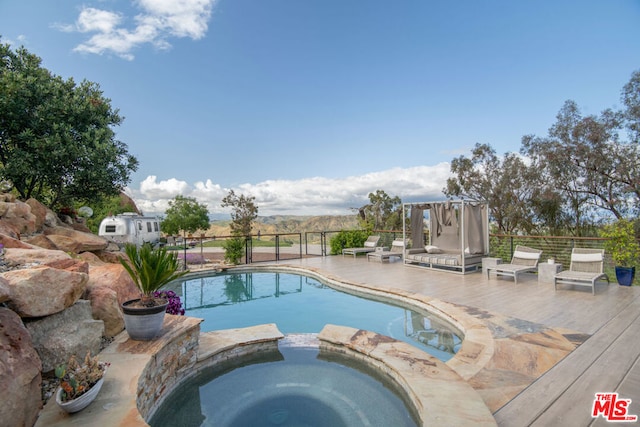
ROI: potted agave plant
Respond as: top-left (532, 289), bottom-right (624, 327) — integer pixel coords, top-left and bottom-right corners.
top-left (120, 243), bottom-right (189, 340)
top-left (54, 352), bottom-right (110, 413)
top-left (601, 219), bottom-right (640, 286)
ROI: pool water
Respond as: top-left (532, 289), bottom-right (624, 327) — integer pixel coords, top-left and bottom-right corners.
top-left (148, 342), bottom-right (419, 427)
top-left (175, 271), bottom-right (462, 361)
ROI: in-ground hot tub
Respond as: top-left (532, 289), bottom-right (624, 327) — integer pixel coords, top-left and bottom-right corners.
top-left (148, 335), bottom-right (419, 427)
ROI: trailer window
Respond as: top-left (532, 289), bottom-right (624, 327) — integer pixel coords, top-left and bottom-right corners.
top-left (105, 225), bottom-right (116, 233)
top-left (147, 222), bottom-right (152, 232)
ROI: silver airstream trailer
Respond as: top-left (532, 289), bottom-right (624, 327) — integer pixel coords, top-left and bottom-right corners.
top-left (98, 213), bottom-right (161, 247)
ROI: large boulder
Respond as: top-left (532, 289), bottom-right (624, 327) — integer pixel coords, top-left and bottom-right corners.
top-left (0, 199), bottom-right (37, 235)
top-left (0, 234), bottom-right (36, 250)
top-left (41, 234), bottom-right (81, 254)
top-left (0, 307), bottom-right (42, 427)
top-left (92, 249), bottom-right (127, 264)
top-left (44, 258), bottom-right (90, 274)
top-left (4, 248), bottom-right (71, 268)
top-left (43, 226), bottom-right (108, 253)
top-left (86, 263), bottom-right (139, 305)
top-left (0, 221), bottom-right (20, 239)
top-left (70, 221), bottom-right (92, 233)
top-left (3, 267), bottom-right (88, 318)
top-left (78, 251), bottom-right (107, 266)
top-left (23, 234), bottom-right (59, 250)
top-left (0, 277), bottom-right (8, 303)
top-left (85, 263), bottom-right (139, 337)
top-left (86, 286), bottom-right (124, 337)
top-left (25, 198), bottom-right (51, 232)
top-left (25, 300), bottom-right (104, 372)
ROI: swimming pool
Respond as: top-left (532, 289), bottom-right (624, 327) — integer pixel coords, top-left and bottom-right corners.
top-left (174, 270), bottom-right (462, 361)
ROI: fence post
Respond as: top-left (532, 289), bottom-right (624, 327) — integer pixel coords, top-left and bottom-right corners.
top-left (245, 236), bottom-right (252, 264)
top-left (321, 232), bottom-right (327, 256)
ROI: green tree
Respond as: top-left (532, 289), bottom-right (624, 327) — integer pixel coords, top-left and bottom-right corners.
top-left (0, 40), bottom-right (138, 208)
top-left (357, 190), bottom-right (403, 231)
top-left (161, 195), bottom-right (210, 237)
top-left (521, 99), bottom-right (640, 223)
top-left (82, 193), bottom-right (139, 234)
top-left (221, 190), bottom-right (258, 236)
top-left (621, 70), bottom-right (640, 143)
top-left (445, 143), bottom-right (544, 234)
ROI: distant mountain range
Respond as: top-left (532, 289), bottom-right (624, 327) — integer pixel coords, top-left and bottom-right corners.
top-left (206, 215), bottom-right (360, 236)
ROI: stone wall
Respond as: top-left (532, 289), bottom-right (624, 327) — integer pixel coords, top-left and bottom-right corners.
top-left (136, 317), bottom-right (202, 419)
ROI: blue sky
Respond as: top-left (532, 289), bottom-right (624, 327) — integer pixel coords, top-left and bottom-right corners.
top-left (1, 0), bottom-right (639, 217)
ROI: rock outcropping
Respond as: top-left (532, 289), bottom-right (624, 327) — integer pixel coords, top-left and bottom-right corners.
top-left (0, 194), bottom-right (143, 427)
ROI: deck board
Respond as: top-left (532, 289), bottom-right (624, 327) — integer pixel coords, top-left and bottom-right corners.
top-left (494, 297), bottom-right (640, 426)
top-left (274, 256), bottom-right (640, 426)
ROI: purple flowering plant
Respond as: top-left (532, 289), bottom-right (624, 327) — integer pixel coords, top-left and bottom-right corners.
top-left (153, 290), bottom-right (185, 315)
top-left (177, 253), bottom-right (207, 265)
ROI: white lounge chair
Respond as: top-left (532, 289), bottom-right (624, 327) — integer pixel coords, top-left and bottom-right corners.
top-left (554, 248), bottom-right (610, 295)
top-left (367, 239), bottom-right (406, 262)
top-left (486, 245), bottom-right (542, 284)
top-left (342, 235), bottom-right (380, 258)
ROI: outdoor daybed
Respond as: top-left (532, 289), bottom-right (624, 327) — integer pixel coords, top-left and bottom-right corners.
top-left (402, 200), bottom-right (489, 274)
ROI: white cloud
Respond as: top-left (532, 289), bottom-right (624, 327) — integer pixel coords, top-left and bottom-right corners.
top-left (61, 0), bottom-right (215, 60)
top-left (139, 175), bottom-right (189, 198)
top-left (126, 164), bottom-right (453, 217)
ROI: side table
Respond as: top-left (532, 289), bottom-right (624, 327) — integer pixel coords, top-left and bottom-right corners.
top-left (482, 257), bottom-right (502, 271)
top-left (538, 262), bottom-right (562, 283)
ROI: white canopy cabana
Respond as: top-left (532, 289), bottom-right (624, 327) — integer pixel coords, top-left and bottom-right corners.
top-left (402, 200), bottom-right (489, 274)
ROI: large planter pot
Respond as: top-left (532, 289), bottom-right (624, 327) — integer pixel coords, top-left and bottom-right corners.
top-left (615, 266), bottom-right (636, 286)
top-left (56, 377), bottom-right (104, 413)
top-left (122, 298), bottom-right (169, 341)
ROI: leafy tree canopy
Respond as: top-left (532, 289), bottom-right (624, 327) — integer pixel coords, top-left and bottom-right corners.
top-left (357, 190), bottom-right (403, 231)
top-left (221, 190), bottom-right (258, 236)
top-left (0, 40), bottom-right (138, 208)
top-left (446, 69), bottom-right (640, 236)
top-left (444, 143), bottom-right (547, 234)
top-left (81, 193), bottom-right (139, 234)
top-left (161, 195), bottom-right (210, 236)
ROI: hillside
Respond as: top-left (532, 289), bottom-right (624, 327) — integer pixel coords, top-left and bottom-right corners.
top-left (206, 215), bottom-right (360, 237)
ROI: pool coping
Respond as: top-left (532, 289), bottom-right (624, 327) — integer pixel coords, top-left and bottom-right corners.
top-left (37, 263), bottom-right (574, 426)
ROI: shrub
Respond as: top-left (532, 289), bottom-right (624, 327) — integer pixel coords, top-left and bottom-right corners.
top-left (223, 237), bottom-right (245, 264)
top-left (601, 219), bottom-right (640, 267)
top-left (329, 230), bottom-right (370, 255)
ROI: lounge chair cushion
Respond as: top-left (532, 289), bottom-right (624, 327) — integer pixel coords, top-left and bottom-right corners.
top-left (364, 241), bottom-right (376, 248)
top-left (425, 245), bottom-right (443, 254)
top-left (513, 250), bottom-right (541, 260)
top-left (571, 253), bottom-right (603, 262)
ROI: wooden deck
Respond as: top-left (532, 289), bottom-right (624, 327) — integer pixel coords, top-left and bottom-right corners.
top-left (273, 256), bottom-right (640, 427)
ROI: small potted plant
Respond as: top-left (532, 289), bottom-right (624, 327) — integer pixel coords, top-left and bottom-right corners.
top-left (54, 352), bottom-right (110, 413)
top-left (601, 219), bottom-right (639, 286)
top-left (120, 243), bottom-right (189, 340)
